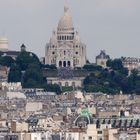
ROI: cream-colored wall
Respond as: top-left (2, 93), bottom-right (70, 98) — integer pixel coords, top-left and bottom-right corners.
top-left (11, 122), bottom-right (28, 132)
top-left (96, 59), bottom-right (108, 68)
top-left (88, 106), bottom-right (96, 115)
top-left (108, 129), bottom-right (118, 140)
top-left (47, 77), bottom-right (83, 87)
top-left (84, 124), bottom-right (98, 140)
top-left (25, 102), bottom-right (43, 112)
top-left (137, 133), bottom-right (140, 140)
top-left (98, 111), bottom-right (119, 118)
top-left (66, 132), bottom-right (80, 140)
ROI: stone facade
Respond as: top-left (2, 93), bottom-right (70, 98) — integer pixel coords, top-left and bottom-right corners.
top-left (96, 50), bottom-right (110, 68)
top-left (122, 57), bottom-right (140, 71)
top-left (47, 77), bottom-right (84, 88)
top-left (45, 5), bottom-right (86, 68)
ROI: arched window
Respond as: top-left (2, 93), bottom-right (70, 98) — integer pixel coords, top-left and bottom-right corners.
top-left (65, 82), bottom-right (69, 87)
top-left (63, 61), bottom-right (66, 67)
top-left (59, 61), bottom-right (62, 67)
top-left (72, 82), bottom-right (75, 87)
top-left (62, 36), bottom-right (64, 40)
top-left (68, 61), bottom-right (71, 67)
top-left (77, 59), bottom-right (79, 64)
top-left (64, 51), bottom-right (66, 55)
top-left (72, 36), bottom-right (74, 40)
top-left (58, 82), bottom-right (62, 86)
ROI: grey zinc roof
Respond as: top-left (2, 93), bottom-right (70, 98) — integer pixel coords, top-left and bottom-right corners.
top-left (96, 50), bottom-right (110, 59)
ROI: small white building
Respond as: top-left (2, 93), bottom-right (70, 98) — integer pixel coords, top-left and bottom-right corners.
top-left (2, 82), bottom-right (22, 91)
top-left (122, 57), bottom-right (140, 72)
top-left (6, 91), bottom-right (26, 99)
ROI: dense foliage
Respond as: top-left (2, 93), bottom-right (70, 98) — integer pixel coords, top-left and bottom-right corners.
top-left (0, 56), bottom-right (15, 67)
top-left (0, 46), bottom-right (61, 94)
top-left (43, 84), bottom-right (61, 95)
top-left (1, 48), bottom-right (140, 95)
top-left (8, 64), bottom-right (22, 82)
top-left (83, 59), bottom-right (140, 94)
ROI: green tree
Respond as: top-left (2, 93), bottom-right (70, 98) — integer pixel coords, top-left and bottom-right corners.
top-left (0, 56), bottom-right (15, 67)
top-left (83, 64), bottom-right (102, 71)
top-left (43, 84), bottom-right (61, 94)
top-left (23, 64), bottom-right (43, 88)
top-left (107, 59), bottom-right (123, 70)
top-left (16, 51), bottom-right (40, 71)
top-left (8, 64), bottom-right (21, 82)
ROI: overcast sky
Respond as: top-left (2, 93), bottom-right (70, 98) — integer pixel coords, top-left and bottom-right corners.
top-left (0, 0), bottom-right (140, 62)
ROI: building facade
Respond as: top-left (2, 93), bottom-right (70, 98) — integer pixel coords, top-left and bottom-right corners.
top-left (45, 5), bottom-right (86, 68)
top-left (96, 50), bottom-right (110, 68)
top-left (122, 57), bottom-right (140, 72)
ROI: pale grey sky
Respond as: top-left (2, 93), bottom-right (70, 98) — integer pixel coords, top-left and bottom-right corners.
top-left (0, 0), bottom-right (140, 62)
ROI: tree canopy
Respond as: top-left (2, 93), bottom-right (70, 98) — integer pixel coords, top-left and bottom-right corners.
top-left (83, 59), bottom-right (140, 94)
top-left (0, 56), bottom-right (15, 67)
top-left (16, 51), bottom-right (40, 71)
top-left (8, 64), bottom-right (22, 82)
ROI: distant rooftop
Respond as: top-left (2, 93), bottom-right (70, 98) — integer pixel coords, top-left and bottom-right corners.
top-left (96, 50), bottom-right (110, 59)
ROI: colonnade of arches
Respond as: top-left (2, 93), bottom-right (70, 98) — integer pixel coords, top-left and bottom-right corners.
top-left (57, 35), bottom-right (74, 41)
top-left (59, 61), bottom-right (71, 67)
top-left (58, 81), bottom-right (75, 87)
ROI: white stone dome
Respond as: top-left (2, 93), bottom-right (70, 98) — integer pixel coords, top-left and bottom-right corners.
top-left (58, 6), bottom-right (74, 30)
top-left (0, 37), bottom-right (8, 43)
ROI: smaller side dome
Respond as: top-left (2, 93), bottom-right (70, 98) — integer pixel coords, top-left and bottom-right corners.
top-left (50, 30), bottom-right (57, 45)
top-left (0, 37), bottom-right (8, 51)
top-left (74, 31), bottom-right (81, 43)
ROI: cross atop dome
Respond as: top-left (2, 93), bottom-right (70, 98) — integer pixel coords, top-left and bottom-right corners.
top-left (64, 6), bottom-right (69, 13)
top-left (64, 0), bottom-right (69, 13)
top-left (57, 0), bottom-right (74, 31)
